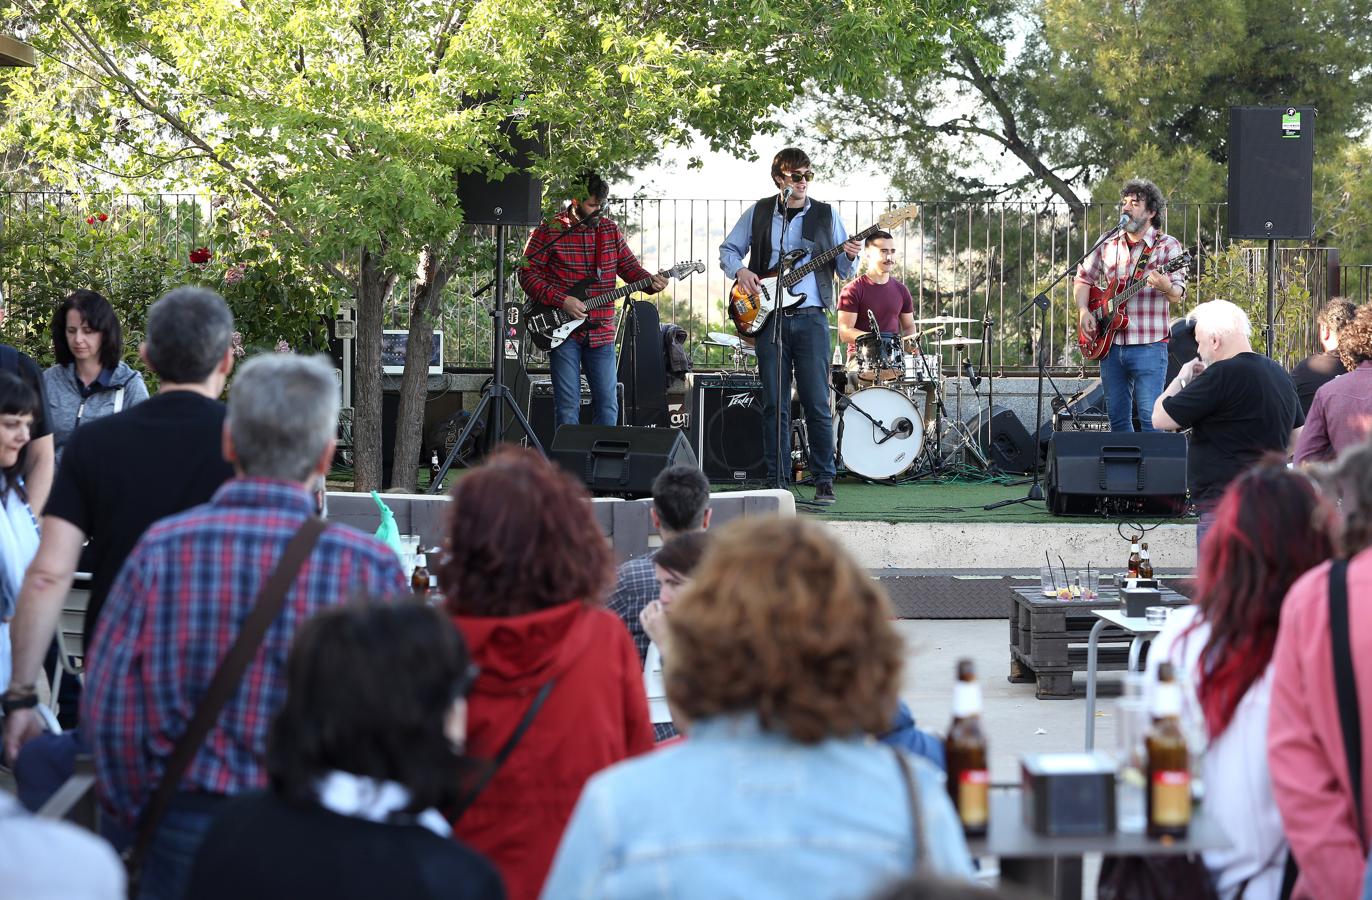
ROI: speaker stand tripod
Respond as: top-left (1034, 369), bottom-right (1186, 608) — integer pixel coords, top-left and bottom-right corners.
top-left (429, 226), bottom-right (540, 493)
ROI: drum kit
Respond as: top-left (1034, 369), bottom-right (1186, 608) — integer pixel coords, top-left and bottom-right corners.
top-left (702, 317), bottom-right (991, 483)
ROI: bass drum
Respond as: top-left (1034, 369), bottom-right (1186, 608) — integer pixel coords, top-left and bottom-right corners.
top-left (838, 386), bottom-right (924, 481)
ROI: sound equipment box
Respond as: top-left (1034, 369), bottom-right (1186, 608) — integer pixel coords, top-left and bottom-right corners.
top-left (549, 425), bottom-right (697, 498)
top-left (690, 373), bottom-right (767, 483)
top-left (963, 404), bottom-right (1035, 475)
top-left (456, 118), bottom-right (546, 226)
top-left (1046, 431), bottom-right (1188, 517)
top-left (523, 377), bottom-right (623, 450)
top-left (1228, 106), bottom-right (1315, 240)
top-left (1037, 379), bottom-right (1108, 454)
top-left (617, 300), bottom-right (668, 428)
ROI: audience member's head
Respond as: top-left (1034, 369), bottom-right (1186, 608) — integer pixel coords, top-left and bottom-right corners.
top-left (1314, 436), bottom-right (1372, 557)
top-left (52, 289), bottom-right (124, 370)
top-left (0, 369), bottom-right (39, 497)
top-left (267, 601), bottom-right (477, 815)
top-left (226, 354), bottom-right (338, 483)
top-left (665, 516), bottom-right (902, 743)
top-left (651, 465), bottom-right (711, 537)
top-left (1188, 299), bottom-right (1253, 363)
top-left (1192, 458), bottom-right (1336, 736)
top-left (143, 286), bottom-right (234, 384)
top-left (1336, 302), bottom-right (1372, 373)
top-left (1318, 297), bottom-right (1358, 353)
top-left (441, 446), bottom-right (613, 617)
top-left (653, 530), bottom-right (712, 610)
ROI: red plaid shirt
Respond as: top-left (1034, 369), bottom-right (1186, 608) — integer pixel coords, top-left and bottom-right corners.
top-left (519, 210), bottom-right (654, 348)
top-left (1075, 225), bottom-right (1186, 345)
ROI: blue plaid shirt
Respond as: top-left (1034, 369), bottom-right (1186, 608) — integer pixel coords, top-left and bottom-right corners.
top-left (607, 553), bottom-right (678, 742)
top-left (84, 478), bottom-right (409, 827)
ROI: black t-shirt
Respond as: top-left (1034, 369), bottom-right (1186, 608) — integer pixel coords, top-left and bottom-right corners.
top-left (43, 390), bottom-right (235, 642)
top-left (1290, 350), bottom-right (1346, 415)
top-left (186, 792), bottom-right (505, 900)
top-left (1161, 352), bottom-right (1303, 505)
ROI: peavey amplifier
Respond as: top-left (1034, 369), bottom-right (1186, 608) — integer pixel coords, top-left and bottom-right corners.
top-left (689, 373), bottom-right (767, 483)
top-left (1052, 411), bottom-right (1111, 433)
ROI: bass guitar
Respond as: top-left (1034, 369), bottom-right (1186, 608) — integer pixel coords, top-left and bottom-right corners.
top-left (526, 260), bottom-right (705, 352)
top-left (1077, 252), bottom-right (1193, 361)
top-left (727, 203), bottom-right (921, 336)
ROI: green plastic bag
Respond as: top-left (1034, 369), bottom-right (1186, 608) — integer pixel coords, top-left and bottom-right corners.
top-left (371, 491), bottom-right (405, 557)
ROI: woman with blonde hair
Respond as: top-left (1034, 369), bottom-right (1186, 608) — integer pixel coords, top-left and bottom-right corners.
top-left (542, 515), bottom-right (974, 899)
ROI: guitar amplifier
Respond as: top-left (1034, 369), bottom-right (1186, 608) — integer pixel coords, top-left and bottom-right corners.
top-left (1053, 412), bottom-right (1111, 433)
top-left (689, 373), bottom-right (767, 483)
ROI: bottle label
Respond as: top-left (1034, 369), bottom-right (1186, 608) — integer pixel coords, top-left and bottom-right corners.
top-left (1151, 769), bottom-right (1191, 827)
top-left (958, 769), bottom-right (990, 827)
top-left (951, 683), bottom-right (983, 717)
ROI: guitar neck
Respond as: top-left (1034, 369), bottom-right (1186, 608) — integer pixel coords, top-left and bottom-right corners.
top-left (781, 223), bottom-right (880, 287)
top-left (584, 274), bottom-right (657, 311)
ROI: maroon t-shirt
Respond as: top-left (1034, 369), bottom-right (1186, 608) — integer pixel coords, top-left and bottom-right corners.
top-left (837, 275), bottom-right (914, 355)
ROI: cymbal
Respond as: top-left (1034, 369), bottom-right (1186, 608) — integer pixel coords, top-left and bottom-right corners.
top-left (707, 331), bottom-right (742, 348)
top-left (933, 336), bottom-right (981, 346)
top-left (911, 315), bottom-right (977, 325)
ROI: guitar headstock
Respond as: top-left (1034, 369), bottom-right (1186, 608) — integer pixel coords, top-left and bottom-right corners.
top-left (1164, 251), bottom-right (1194, 274)
top-left (667, 260), bottom-right (706, 280)
top-left (876, 203), bottom-right (921, 232)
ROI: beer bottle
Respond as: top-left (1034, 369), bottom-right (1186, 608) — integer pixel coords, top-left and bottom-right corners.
top-left (1146, 661), bottom-right (1191, 839)
top-left (1139, 542), bottom-right (1154, 580)
top-left (411, 554), bottom-right (431, 596)
top-left (1127, 541), bottom-right (1143, 578)
top-left (945, 658), bottom-right (990, 836)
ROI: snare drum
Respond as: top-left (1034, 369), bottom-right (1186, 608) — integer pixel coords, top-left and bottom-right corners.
top-left (854, 333), bottom-right (902, 384)
top-left (900, 352), bottom-right (942, 385)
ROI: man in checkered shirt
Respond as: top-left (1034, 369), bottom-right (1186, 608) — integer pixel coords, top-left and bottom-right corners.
top-left (1074, 179), bottom-right (1188, 432)
top-left (519, 172), bottom-right (668, 429)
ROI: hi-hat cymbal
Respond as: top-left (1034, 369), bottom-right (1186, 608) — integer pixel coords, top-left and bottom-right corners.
top-left (707, 331), bottom-right (742, 348)
top-left (911, 315), bottom-right (977, 325)
top-left (934, 336), bottom-right (981, 346)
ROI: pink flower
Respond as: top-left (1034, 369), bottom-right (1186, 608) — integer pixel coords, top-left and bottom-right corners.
top-left (275, 340), bottom-right (291, 353)
top-left (223, 262), bottom-right (248, 285)
top-left (230, 331), bottom-right (246, 359)
top-left (189, 247), bottom-right (212, 265)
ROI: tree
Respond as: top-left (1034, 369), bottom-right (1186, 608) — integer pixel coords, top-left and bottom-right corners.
top-left (2, 0), bottom-right (992, 491)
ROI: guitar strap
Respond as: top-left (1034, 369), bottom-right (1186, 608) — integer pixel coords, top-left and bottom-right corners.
top-left (1123, 237), bottom-right (1155, 290)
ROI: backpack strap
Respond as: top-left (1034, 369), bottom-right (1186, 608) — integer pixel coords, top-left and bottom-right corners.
top-left (1329, 558), bottom-right (1364, 841)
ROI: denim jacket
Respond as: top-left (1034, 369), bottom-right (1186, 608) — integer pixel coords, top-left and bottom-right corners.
top-left (540, 713), bottom-right (974, 899)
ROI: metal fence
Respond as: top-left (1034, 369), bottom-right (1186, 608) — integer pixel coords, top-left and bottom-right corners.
top-left (0, 191), bottom-right (1347, 374)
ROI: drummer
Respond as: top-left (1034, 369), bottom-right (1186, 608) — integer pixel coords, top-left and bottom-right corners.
top-left (836, 231), bottom-right (917, 389)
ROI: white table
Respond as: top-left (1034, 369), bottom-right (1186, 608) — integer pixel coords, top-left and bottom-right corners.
top-left (1083, 609), bottom-right (1163, 751)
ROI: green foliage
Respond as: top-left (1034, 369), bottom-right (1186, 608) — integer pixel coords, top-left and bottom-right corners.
top-left (1193, 245), bottom-right (1313, 365)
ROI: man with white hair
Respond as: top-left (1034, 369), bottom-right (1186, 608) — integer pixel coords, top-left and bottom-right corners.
top-left (83, 353), bottom-right (408, 900)
top-left (1152, 299), bottom-right (1303, 545)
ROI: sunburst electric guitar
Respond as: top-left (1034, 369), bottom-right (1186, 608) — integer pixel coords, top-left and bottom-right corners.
top-left (1077, 252), bottom-right (1193, 361)
top-left (727, 203), bottom-right (921, 336)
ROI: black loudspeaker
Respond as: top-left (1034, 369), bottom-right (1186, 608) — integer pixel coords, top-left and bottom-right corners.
top-left (1228, 106), bottom-right (1315, 239)
top-left (963, 404), bottom-right (1035, 475)
top-left (457, 119), bottom-right (545, 226)
top-left (691, 373), bottom-right (767, 483)
top-left (524, 378), bottom-right (624, 449)
top-left (617, 300), bottom-right (668, 427)
top-left (1046, 432), bottom-right (1188, 517)
top-left (549, 425), bottom-right (697, 498)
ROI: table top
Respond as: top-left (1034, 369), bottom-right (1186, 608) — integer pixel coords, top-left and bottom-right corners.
top-left (1012, 584), bottom-right (1189, 608)
top-left (966, 787), bottom-right (1229, 859)
top-left (1090, 608), bottom-right (1166, 635)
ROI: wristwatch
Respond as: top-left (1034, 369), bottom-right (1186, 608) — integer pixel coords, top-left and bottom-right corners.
top-left (1, 692), bottom-right (39, 715)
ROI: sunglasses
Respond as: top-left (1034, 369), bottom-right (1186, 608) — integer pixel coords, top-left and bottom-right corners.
top-left (783, 171), bottom-right (814, 183)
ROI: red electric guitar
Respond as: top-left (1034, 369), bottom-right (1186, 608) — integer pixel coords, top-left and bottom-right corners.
top-left (1077, 252), bottom-right (1192, 361)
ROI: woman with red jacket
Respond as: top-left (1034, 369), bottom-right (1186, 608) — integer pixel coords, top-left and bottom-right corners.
top-left (439, 447), bottom-right (654, 900)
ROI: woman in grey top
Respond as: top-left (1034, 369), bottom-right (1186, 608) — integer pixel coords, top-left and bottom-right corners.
top-left (42, 290), bottom-right (148, 462)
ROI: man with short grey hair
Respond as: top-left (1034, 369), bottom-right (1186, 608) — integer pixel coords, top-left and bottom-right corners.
top-left (4, 286), bottom-right (238, 765)
top-left (1152, 299), bottom-right (1303, 547)
top-left (83, 352), bottom-right (407, 900)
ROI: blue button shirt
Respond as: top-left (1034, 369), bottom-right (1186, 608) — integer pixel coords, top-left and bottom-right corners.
top-left (719, 198), bottom-right (857, 309)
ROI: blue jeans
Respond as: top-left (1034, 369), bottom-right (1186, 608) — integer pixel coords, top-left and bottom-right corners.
top-left (1099, 341), bottom-right (1168, 432)
top-left (550, 338), bottom-right (618, 428)
top-left (754, 308), bottom-right (836, 483)
top-left (137, 796), bottom-right (225, 900)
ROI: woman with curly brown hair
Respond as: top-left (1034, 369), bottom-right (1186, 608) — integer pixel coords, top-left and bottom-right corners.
top-left (439, 447), bottom-right (653, 900)
top-left (541, 516), bottom-right (975, 899)
top-left (1295, 300), bottom-right (1372, 464)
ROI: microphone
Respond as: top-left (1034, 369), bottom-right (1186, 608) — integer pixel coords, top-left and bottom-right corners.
top-left (866, 310), bottom-right (881, 336)
top-left (961, 356), bottom-right (981, 389)
top-left (781, 186), bottom-right (793, 204)
top-left (577, 207), bottom-right (603, 227)
top-left (1114, 212), bottom-right (1129, 231)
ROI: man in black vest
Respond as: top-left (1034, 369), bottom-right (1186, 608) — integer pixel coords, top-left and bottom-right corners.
top-left (718, 148), bottom-right (859, 504)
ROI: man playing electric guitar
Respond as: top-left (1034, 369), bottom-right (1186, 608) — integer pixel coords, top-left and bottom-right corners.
top-left (520, 172), bottom-right (669, 429)
top-left (718, 147), bottom-right (860, 504)
top-left (1074, 179), bottom-right (1187, 433)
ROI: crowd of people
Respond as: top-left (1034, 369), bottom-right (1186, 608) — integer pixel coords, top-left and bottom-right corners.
top-left (2, 279), bottom-right (1372, 900)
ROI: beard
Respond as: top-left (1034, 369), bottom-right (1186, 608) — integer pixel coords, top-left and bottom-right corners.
top-left (1123, 214), bottom-right (1148, 234)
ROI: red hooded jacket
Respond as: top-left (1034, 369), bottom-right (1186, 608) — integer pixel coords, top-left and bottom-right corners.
top-left (451, 601), bottom-right (654, 900)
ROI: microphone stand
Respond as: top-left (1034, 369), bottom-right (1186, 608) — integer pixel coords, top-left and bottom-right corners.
top-left (984, 218), bottom-right (1123, 510)
top-left (772, 190), bottom-right (791, 490)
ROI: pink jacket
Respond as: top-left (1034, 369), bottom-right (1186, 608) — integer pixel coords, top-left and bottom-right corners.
top-left (1268, 551), bottom-right (1372, 900)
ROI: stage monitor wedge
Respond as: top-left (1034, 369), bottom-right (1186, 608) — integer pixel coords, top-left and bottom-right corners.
top-left (1046, 431), bottom-right (1188, 518)
top-left (457, 117), bottom-right (546, 226)
top-left (549, 424), bottom-right (696, 499)
top-left (1228, 106), bottom-right (1315, 240)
